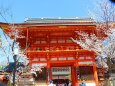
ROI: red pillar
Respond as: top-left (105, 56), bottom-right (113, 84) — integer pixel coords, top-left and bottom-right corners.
top-left (26, 28), bottom-right (29, 48)
top-left (93, 61), bottom-right (99, 86)
top-left (47, 54), bottom-right (51, 85)
top-left (46, 66), bottom-right (50, 85)
top-left (72, 63), bottom-right (77, 86)
top-left (75, 54), bottom-right (79, 86)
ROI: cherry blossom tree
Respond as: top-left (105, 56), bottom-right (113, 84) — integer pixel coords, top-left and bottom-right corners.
top-left (0, 8), bottom-right (41, 86)
top-left (71, 0), bottom-right (115, 81)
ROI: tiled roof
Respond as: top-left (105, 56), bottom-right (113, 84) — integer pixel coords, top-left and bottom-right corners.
top-left (24, 18), bottom-right (95, 24)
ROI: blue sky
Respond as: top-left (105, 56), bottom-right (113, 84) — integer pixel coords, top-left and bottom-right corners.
top-left (0, 0), bottom-right (99, 23)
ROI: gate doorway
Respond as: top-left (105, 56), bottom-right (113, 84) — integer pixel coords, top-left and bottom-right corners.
top-left (52, 66), bottom-right (71, 80)
top-left (51, 66), bottom-right (72, 86)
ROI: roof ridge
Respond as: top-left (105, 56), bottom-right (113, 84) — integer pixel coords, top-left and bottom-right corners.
top-left (24, 17), bottom-right (94, 23)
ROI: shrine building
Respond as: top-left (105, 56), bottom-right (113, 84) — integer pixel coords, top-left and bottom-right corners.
top-left (0, 18), bottom-right (99, 86)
